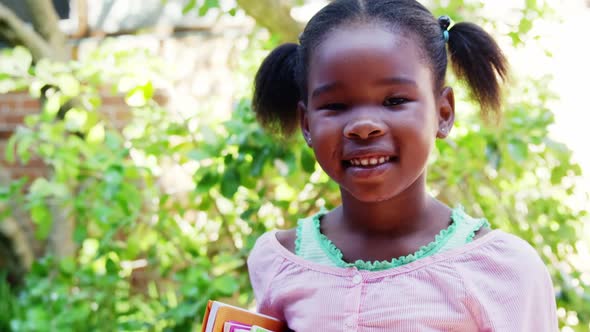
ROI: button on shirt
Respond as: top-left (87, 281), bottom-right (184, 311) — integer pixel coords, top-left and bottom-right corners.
top-left (352, 274), bottom-right (362, 284)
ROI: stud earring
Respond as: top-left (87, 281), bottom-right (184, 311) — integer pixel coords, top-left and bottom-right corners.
top-left (306, 137), bottom-right (312, 144)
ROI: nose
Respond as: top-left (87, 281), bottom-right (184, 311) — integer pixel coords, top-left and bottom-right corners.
top-left (343, 118), bottom-right (387, 140)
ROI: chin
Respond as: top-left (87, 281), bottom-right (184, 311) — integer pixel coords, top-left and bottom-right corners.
top-left (346, 187), bottom-right (400, 203)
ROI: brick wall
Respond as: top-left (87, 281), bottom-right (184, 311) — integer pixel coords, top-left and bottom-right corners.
top-left (0, 91), bottom-right (138, 182)
top-left (0, 92), bottom-right (47, 181)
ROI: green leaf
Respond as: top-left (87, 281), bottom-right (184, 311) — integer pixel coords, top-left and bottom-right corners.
top-left (199, 0), bottom-right (219, 16)
top-left (30, 204), bottom-right (51, 239)
top-left (195, 171), bottom-right (220, 194)
top-left (64, 107), bottom-right (89, 131)
top-left (182, 0), bottom-right (197, 14)
top-left (16, 135), bottom-right (35, 164)
top-left (550, 165), bottom-right (568, 185)
top-left (220, 167), bottom-right (240, 198)
top-left (211, 275), bottom-right (239, 296)
top-left (0, 46), bottom-right (32, 76)
top-left (238, 163), bottom-right (257, 189)
top-left (125, 82), bottom-right (153, 107)
top-left (59, 257), bottom-right (76, 275)
top-left (4, 134), bottom-right (17, 163)
top-left (300, 148), bottom-right (316, 173)
top-left (74, 223), bottom-right (87, 244)
top-left (87, 123), bottom-right (105, 143)
top-left (250, 149), bottom-right (268, 177)
top-left (508, 32), bottom-right (521, 46)
top-left (507, 139), bottom-right (528, 162)
top-left (187, 149), bottom-right (210, 161)
top-left (519, 18), bottom-right (533, 35)
top-left (106, 257), bottom-right (118, 274)
top-left (43, 92), bottom-right (62, 117)
top-left (57, 75), bottom-right (81, 97)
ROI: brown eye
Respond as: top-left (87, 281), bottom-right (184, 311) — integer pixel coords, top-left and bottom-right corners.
top-left (383, 97), bottom-right (407, 107)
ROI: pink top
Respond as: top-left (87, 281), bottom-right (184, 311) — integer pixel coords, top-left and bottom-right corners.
top-left (247, 229), bottom-right (558, 331)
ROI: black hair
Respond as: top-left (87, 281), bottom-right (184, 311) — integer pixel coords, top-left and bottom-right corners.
top-left (253, 0), bottom-right (508, 135)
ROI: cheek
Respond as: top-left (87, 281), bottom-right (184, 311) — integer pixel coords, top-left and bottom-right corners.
top-left (309, 116), bottom-right (341, 141)
top-left (396, 115), bottom-right (437, 157)
top-left (309, 117), bottom-right (342, 168)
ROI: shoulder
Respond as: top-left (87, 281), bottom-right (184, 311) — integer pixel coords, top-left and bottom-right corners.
top-left (275, 228), bottom-right (297, 254)
top-left (483, 231), bottom-right (545, 265)
top-left (247, 228), bottom-right (296, 269)
top-left (247, 231), bottom-right (286, 292)
top-left (455, 231), bottom-right (558, 329)
top-left (248, 231), bottom-right (278, 261)
top-left (456, 230), bottom-right (551, 284)
top-left (248, 228), bottom-right (296, 256)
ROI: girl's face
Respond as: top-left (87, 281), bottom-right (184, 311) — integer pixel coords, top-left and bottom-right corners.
top-left (300, 24), bottom-right (454, 203)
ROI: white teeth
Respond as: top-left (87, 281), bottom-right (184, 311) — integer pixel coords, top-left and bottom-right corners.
top-left (349, 156), bottom-right (391, 167)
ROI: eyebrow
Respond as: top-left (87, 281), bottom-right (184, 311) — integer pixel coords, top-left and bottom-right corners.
top-left (311, 77), bottom-right (417, 99)
top-left (376, 77), bottom-right (418, 87)
top-left (311, 82), bottom-right (341, 99)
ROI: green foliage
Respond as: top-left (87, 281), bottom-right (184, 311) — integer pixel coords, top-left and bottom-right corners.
top-left (1, 272), bottom-right (17, 331)
top-left (0, 1), bottom-right (589, 331)
top-left (0, 40), bottom-right (336, 330)
top-left (182, 0), bottom-right (236, 17)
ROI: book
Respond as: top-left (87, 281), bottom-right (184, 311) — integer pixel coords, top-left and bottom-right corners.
top-left (201, 300), bottom-right (286, 332)
top-left (222, 322), bottom-right (273, 332)
top-left (223, 321), bottom-right (252, 332)
top-left (223, 321), bottom-right (274, 332)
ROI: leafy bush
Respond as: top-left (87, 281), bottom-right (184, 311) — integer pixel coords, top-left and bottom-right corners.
top-left (0, 42), bottom-right (333, 330)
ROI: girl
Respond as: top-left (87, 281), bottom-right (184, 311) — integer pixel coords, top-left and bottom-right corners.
top-left (247, 0), bottom-right (558, 331)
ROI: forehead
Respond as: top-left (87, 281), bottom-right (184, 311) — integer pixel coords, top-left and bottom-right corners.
top-left (308, 25), bottom-right (432, 94)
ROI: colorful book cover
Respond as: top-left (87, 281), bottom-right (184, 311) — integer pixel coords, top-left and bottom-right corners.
top-left (201, 300), bottom-right (285, 332)
top-left (223, 321), bottom-right (252, 332)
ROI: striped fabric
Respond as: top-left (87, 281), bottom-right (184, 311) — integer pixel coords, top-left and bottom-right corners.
top-left (247, 229), bottom-right (558, 331)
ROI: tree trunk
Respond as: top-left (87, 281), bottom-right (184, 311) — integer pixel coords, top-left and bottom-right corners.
top-left (24, 0), bottom-right (68, 60)
top-left (0, 2), bottom-right (56, 61)
top-left (236, 0), bottom-right (302, 43)
top-left (0, 169), bottom-right (35, 285)
top-left (47, 202), bottom-right (75, 259)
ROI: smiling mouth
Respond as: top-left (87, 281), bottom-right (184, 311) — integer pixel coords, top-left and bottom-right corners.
top-left (344, 155), bottom-right (399, 167)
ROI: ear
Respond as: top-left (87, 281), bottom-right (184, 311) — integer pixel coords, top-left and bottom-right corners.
top-left (298, 101), bottom-right (312, 146)
top-left (436, 87), bottom-right (455, 138)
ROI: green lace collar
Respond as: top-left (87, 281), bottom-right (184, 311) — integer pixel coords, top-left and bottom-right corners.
top-left (302, 207), bottom-right (467, 271)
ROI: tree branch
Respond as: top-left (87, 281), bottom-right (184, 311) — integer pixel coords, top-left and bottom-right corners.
top-left (71, 0), bottom-right (89, 39)
top-left (236, 0), bottom-right (302, 43)
top-left (24, 0), bottom-right (67, 60)
top-left (0, 2), bottom-right (56, 61)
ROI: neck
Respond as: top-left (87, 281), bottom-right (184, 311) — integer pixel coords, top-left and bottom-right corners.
top-left (338, 174), bottom-right (438, 237)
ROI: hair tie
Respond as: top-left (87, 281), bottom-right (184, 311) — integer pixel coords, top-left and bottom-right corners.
top-left (438, 15), bottom-right (451, 43)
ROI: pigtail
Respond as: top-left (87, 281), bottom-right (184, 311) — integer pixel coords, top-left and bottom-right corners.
top-left (446, 22), bottom-right (509, 118)
top-left (253, 43), bottom-right (301, 136)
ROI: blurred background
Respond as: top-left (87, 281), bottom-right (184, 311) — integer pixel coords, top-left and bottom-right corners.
top-left (0, 0), bottom-right (588, 331)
